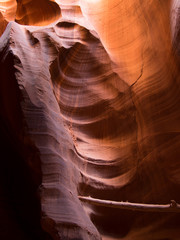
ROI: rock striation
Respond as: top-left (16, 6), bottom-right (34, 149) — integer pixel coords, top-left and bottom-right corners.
top-left (0, 1), bottom-right (180, 240)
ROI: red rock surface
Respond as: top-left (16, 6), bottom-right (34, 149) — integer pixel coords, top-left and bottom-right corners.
top-left (0, 1), bottom-right (180, 239)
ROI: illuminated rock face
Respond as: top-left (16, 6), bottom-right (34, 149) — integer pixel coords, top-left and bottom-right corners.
top-left (0, 1), bottom-right (180, 240)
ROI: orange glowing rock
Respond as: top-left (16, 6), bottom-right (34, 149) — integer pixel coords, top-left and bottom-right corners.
top-left (0, 1), bottom-right (180, 240)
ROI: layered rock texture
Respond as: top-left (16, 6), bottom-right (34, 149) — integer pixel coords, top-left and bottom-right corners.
top-left (0, 0), bottom-right (180, 239)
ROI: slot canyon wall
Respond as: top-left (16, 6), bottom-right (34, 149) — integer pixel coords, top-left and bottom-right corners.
top-left (0, 0), bottom-right (180, 239)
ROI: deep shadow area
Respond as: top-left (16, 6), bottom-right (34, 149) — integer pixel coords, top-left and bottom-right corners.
top-left (0, 47), bottom-right (52, 240)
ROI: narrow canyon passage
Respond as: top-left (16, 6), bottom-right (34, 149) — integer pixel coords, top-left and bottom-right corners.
top-left (0, 0), bottom-right (180, 239)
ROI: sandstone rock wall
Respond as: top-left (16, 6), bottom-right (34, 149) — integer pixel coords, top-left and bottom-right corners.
top-left (0, 1), bottom-right (180, 239)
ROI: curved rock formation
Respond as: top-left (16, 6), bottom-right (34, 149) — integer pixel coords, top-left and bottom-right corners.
top-left (0, 1), bottom-right (180, 240)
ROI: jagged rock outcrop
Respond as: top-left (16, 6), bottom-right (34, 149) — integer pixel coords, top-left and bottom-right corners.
top-left (0, 1), bottom-right (180, 240)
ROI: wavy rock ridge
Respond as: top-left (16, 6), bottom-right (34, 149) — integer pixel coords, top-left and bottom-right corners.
top-left (0, 1), bottom-right (180, 240)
